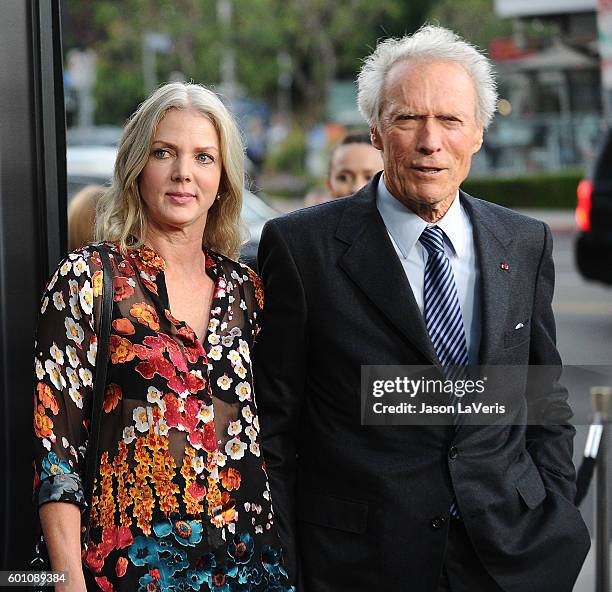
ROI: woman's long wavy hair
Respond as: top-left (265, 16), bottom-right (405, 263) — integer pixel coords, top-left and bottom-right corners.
top-left (95, 82), bottom-right (245, 260)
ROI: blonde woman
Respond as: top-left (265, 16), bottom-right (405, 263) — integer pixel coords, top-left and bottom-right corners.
top-left (33, 82), bottom-right (291, 591)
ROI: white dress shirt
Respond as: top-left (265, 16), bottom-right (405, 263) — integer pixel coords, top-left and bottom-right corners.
top-left (376, 175), bottom-right (481, 365)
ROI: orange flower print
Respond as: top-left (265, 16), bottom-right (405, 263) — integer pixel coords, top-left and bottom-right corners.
top-left (220, 467), bottom-right (242, 491)
top-left (165, 309), bottom-right (181, 326)
top-left (137, 245), bottom-right (166, 271)
top-left (37, 382), bottom-right (59, 415)
top-left (103, 384), bottom-right (123, 413)
top-left (34, 404), bottom-right (54, 438)
top-left (247, 267), bottom-right (264, 310)
top-left (110, 335), bottom-right (135, 364)
top-left (113, 277), bottom-right (135, 302)
top-left (130, 302), bottom-right (160, 331)
top-left (115, 556), bottom-right (128, 578)
top-left (212, 491), bottom-right (237, 526)
top-left (112, 318), bottom-right (135, 335)
top-left (92, 270), bottom-right (103, 297)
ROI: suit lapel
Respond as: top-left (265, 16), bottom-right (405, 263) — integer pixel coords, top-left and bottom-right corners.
top-left (336, 176), bottom-right (439, 366)
top-left (461, 193), bottom-right (514, 366)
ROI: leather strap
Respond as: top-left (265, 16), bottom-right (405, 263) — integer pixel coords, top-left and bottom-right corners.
top-left (82, 246), bottom-right (114, 546)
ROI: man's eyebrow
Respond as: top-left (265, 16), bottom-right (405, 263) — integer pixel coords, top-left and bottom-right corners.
top-left (151, 140), bottom-right (219, 152)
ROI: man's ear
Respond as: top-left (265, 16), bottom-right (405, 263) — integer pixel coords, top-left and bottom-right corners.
top-left (371, 126), bottom-right (383, 151)
top-left (472, 128), bottom-right (484, 154)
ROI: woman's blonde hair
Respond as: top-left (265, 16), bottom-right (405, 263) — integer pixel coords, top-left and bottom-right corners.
top-left (95, 82), bottom-right (245, 259)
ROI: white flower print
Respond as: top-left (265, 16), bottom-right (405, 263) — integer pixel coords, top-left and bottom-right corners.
top-left (79, 280), bottom-right (94, 315)
top-left (65, 345), bottom-right (79, 368)
top-left (79, 367), bottom-right (93, 387)
top-left (234, 365), bottom-right (247, 380)
top-left (133, 406), bottom-right (153, 433)
top-left (72, 258), bottom-right (87, 277)
top-left (208, 318), bottom-right (220, 331)
top-left (52, 291), bottom-right (66, 311)
top-left (230, 327), bottom-right (242, 338)
top-left (86, 338), bottom-right (97, 365)
top-left (239, 300), bottom-right (247, 311)
top-left (225, 437), bottom-right (247, 460)
top-left (253, 416), bottom-right (260, 432)
top-left (42, 438), bottom-right (51, 451)
top-left (35, 358), bottom-right (44, 380)
top-left (227, 350), bottom-right (241, 365)
top-left (50, 344), bottom-right (64, 365)
top-left (242, 405), bottom-right (253, 423)
top-left (59, 260), bottom-right (72, 276)
top-left (235, 381), bottom-right (251, 402)
top-left (147, 386), bottom-right (163, 405)
top-left (192, 455), bottom-right (205, 475)
top-left (122, 425), bottom-right (136, 445)
top-left (68, 279), bottom-right (79, 298)
top-left (249, 442), bottom-right (260, 457)
top-left (155, 419), bottom-right (169, 436)
top-left (228, 295), bottom-right (235, 304)
top-left (197, 404), bottom-right (214, 423)
top-left (255, 525), bottom-right (263, 534)
top-left (47, 270), bottom-right (59, 291)
top-left (209, 345), bottom-right (222, 361)
top-left (245, 425), bottom-right (257, 441)
top-left (212, 450), bottom-right (227, 467)
top-left (263, 490), bottom-right (270, 501)
top-left (217, 374), bottom-right (232, 391)
top-left (238, 340), bottom-right (251, 363)
top-left (69, 295), bottom-right (82, 321)
top-left (227, 420), bottom-right (242, 436)
top-left (66, 367), bottom-right (80, 388)
top-left (45, 359), bottom-right (66, 390)
top-left (208, 333), bottom-right (220, 346)
top-left (40, 296), bottom-right (49, 314)
top-left (69, 386), bottom-right (83, 409)
top-left (228, 522), bottom-right (236, 535)
top-left (62, 437), bottom-right (70, 448)
top-left (64, 317), bottom-right (84, 346)
top-left (222, 335), bottom-right (235, 347)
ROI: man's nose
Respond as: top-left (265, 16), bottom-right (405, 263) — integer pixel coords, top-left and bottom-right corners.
top-left (416, 118), bottom-right (442, 155)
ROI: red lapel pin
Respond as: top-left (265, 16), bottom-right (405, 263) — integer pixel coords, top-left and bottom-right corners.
top-left (500, 263), bottom-right (510, 271)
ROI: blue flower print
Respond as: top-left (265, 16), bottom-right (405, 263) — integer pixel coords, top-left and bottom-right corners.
top-left (205, 560), bottom-right (238, 592)
top-left (37, 473), bottom-right (84, 505)
top-left (41, 452), bottom-right (72, 479)
top-left (261, 545), bottom-right (288, 581)
top-left (237, 563), bottom-right (264, 586)
top-left (153, 516), bottom-right (203, 547)
top-left (228, 532), bottom-right (254, 565)
top-left (156, 540), bottom-right (190, 578)
top-left (128, 536), bottom-right (160, 567)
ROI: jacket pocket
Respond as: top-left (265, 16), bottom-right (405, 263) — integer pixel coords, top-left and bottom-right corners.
top-left (504, 319), bottom-right (531, 349)
top-left (296, 491), bottom-right (368, 534)
top-left (515, 462), bottom-right (546, 509)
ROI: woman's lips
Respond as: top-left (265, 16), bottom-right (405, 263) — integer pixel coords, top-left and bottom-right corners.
top-left (167, 192), bottom-right (196, 204)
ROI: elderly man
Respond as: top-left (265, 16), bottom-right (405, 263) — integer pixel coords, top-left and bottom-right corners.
top-left (255, 26), bottom-right (589, 592)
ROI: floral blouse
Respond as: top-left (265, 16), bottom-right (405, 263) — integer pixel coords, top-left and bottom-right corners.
top-left (33, 242), bottom-right (292, 592)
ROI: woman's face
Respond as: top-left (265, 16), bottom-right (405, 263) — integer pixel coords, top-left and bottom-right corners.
top-left (327, 142), bottom-right (384, 198)
top-left (138, 108), bottom-right (222, 235)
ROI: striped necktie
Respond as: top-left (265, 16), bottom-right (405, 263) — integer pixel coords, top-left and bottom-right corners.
top-left (419, 225), bottom-right (468, 368)
top-left (419, 225), bottom-right (467, 518)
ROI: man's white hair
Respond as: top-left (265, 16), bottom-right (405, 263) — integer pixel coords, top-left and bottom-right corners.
top-left (357, 25), bottom-right (498, 130)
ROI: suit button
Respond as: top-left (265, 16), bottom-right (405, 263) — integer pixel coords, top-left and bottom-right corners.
top-left (431, 517), bottom-right (446, 530)
top-left (449, 446), bottom-right (458, 460)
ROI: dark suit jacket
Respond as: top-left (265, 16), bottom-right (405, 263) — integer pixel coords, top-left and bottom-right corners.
top-left (254, 174), bottom-right (590, 592)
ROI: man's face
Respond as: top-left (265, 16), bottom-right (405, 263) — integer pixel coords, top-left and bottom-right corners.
top-left (371, 60), bottom-right (484, 216)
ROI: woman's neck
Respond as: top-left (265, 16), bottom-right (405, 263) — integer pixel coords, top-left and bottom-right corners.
top-left (145, 227), bottom-right (206, 275)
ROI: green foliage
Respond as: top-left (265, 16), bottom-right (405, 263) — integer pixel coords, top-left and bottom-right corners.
top-left (462, 171), bottom-right (583, 209)
top-left (264, 127), bottom-right (307, 176)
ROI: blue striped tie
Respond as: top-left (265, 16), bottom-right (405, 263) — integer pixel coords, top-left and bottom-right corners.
top-left (419, 225), bottom-right (467, 518)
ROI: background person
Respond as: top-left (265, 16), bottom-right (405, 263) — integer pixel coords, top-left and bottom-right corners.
top-left (67, 184), bottom-right (104, 251)
top-left (33, 82), bottom-right (291, 591)
top-left (254, 25), bottom-right (589, 591)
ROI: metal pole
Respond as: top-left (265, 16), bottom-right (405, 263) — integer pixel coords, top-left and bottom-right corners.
top-left (592, 386), bottom-right (612, 592)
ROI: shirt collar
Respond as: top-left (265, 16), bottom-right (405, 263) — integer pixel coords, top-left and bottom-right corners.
top-left (376, 174), bottom-right (468, 259)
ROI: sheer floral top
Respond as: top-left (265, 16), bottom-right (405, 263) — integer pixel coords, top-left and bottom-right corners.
top-left (32, 242), bottom-right (292, 592)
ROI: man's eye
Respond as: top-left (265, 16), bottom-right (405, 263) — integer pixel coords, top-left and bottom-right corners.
top-left (197, 153), bottom-right (214, 164)
top-left (335, 174), bottom-right (349, 183)
top-left (152, 149), bottom-right (169, 159)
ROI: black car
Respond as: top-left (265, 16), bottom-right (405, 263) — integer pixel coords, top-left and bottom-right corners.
top-left (575, 129), bottom-right (612, 285)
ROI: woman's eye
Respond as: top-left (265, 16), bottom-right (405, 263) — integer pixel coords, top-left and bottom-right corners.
top-left (152, 149), bottom-right (169, 159)
top-left (196, 153), bottom-right (214, 164)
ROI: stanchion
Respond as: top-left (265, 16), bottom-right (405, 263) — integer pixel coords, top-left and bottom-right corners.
top-left (592, 386), bottom-right (612, 592)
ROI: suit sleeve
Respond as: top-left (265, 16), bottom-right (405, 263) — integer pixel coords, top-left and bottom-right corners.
top-left (254, 220), bottom-right (308, 584)
top-left (525, 222), bottom-right (577, 503)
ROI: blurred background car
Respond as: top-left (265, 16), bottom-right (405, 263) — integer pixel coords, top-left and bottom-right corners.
top-left (575, 128), bottom-right (612, 286)
top-left (66, 130), bottom-right (277, 269)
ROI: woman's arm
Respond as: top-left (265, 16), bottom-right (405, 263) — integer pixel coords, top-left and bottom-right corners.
top-left (39, 502), bottom-right (86, 591)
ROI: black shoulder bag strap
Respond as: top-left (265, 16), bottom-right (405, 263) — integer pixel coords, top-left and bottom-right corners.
top-left (81, 246), bottom-right (114, 547)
